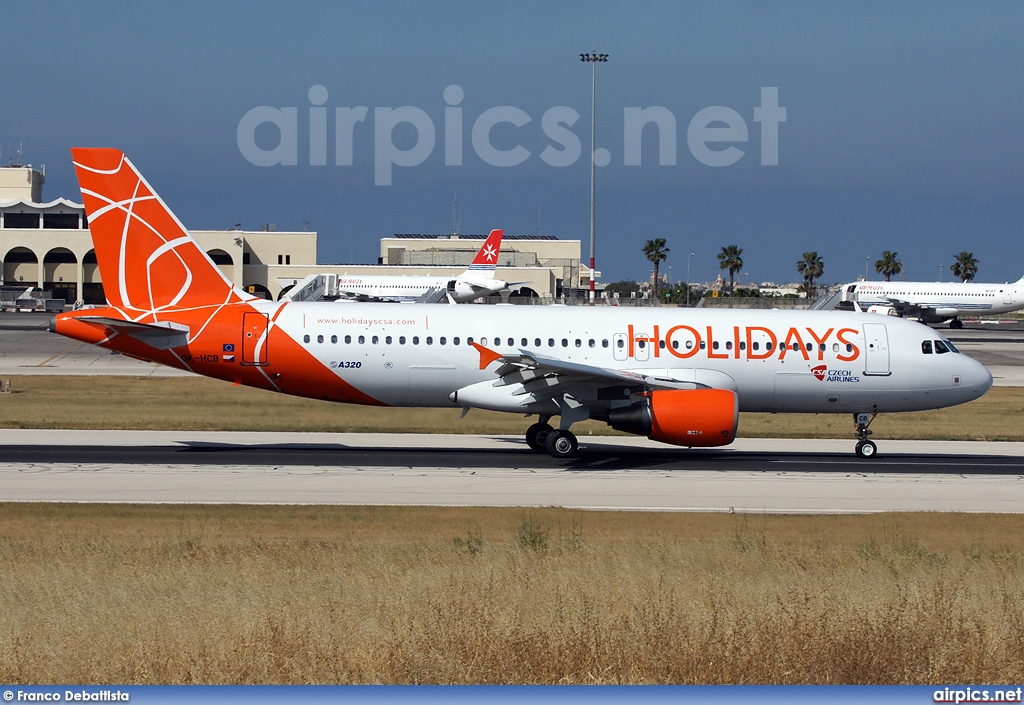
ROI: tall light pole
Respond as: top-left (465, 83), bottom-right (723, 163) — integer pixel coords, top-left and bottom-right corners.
top-left (865, 256), bottom-right (870, 281)
top-left (580, 50), bottom-right (608, 303)
top-left (685, 252), bottom-right (695, 307)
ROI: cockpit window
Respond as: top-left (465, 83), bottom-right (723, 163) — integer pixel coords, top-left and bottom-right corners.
top-left (944, 339), bottom-right (960, 353)
top-left (921, 340), bottom-right (933, 355)
top-left (934, 340), bottom-right (950, 354)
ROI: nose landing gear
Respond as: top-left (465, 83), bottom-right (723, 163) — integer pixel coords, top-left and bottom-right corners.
top-left (854, 411), bottom-right (878, 459)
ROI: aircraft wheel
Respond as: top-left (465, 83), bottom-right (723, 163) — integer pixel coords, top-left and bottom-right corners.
top-left (950, 319), bottom-right (964, 329)
top-left (526, 422), bottom-right (553, 452)
top-left (855, 440), bottom-right (877, 459)
top-left (545, 429), bottom-right (579, 458)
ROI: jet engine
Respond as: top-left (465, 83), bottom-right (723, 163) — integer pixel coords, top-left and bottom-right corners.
top-left (607, 388), bottom-right (738, 448)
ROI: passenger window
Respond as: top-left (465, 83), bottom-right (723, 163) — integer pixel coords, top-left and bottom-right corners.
top-left (317, 335), bottom-right (324, 344)
top-left (659, 340), bottom-right (665, 349)
top-left (522, 338), bottom-right (529, 347)
top-left (934, 340), bottom-right (950, 354)
top-left (535, 338), bottom-right (541, 347)
top-left (399, 336), bottom-right (406, 345)
top-left (726, 341), bottom-right (733, 350)
top-left (700, 341), bottom-right (706, 350)
top-left (712, 341), bottom-right (719, 350)
top-left (589, 339), bottom-right (595, 348)
top-left (412, 336), bottom-right (419, 345)
top-left (672, 340), bottom-right (679, 350)
top-left (454, 337), bottom-right (461, 346)
top-left (616, 339), bottom-right (624, 349)
top-left (686, 341), bottom-right (693, 349)
top-left (331, 335), bottom-right (338, 344)
top-left (440, 337), bottom-right (446, 345)
top-left (752, 342), bottom-right (759, 351)
top-left (806, 343), bottom-right (813, 352)
top-left (562, 339), bottom-right (568, 347)
top-left (638, 340), bottom-right (646, 349)
top-left (372, 336), bottom-right (379, 344)
top-left (832, 343), bottom-right (839, 352)
top-left (426, 336), bottom-right (432, 345)
top-left (575, 339), bottom-right (582, 348)
top-left (480, 338), bottom-right (487, 346)
top-left (846, 344), bottom-right (853, 352)
top-left (602, 340), bottom-right (609, 348)
top-left (766, 342), bottom-right (774, 351)
top-left (921, 340), bottom-right (933, 354)
top-left (358, 335), bottom-right (365, 344)
top-left (739, 342), bottom-right (746, 351)
top-left (345, 335), bottom-right (351, 344)
top-left (819, 344), bottom-right (826, 352)
top-left (792, 343), bottom-right (799, 351)
top-left (303, 334), bottom-right (310, 343)
top-left (385, 336), bottom-right (392, 345)
top-left (548, 339), bottom-right (555, 347)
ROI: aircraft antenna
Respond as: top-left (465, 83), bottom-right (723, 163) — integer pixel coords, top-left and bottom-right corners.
top-left (451, 194), bottom-right (461, 236)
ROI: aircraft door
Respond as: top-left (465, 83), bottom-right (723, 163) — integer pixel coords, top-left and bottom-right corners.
top-left (242, 312), bottom-right (269, 366)
top-left (612, 333), bottom-right (627, 361)
top-left (1004, 288), bottom-right (1012, 305)
top-left (862, 323), bottom-right (890, 376)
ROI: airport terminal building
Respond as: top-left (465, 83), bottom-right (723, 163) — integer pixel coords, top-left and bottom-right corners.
top-left (0, 164), bottom-right (590, 304)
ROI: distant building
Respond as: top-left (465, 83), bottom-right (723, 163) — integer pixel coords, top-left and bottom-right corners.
top-left (0, 164), bottom-right (580, 303)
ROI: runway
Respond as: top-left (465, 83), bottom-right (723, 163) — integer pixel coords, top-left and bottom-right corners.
top-left (3, 430), bottom-right (1024, 513)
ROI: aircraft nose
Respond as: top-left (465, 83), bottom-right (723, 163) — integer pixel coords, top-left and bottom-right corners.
top-left (961, 356), bottom-right (993, 399)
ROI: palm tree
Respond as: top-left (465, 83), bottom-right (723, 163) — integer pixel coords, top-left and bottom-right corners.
top-left (716, 245), bottom-right (743, 297)
top-left (796, 251), bottom-right (824, 299)
top-left (874, 251), bottom-right (902, 282)
top-left (643, 238), bottom-right (670, 301)
top-left (950, 251), bottom-right (978, 282)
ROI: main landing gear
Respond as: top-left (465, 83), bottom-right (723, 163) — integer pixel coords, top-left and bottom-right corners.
top-left (949, 317), bottom-right (964, 329)
top-left (854, 411), bottom-right (878, 459)
top-left (525, 416), bottom-right (579, 458)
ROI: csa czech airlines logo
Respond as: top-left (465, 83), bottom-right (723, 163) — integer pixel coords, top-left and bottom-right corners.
top-left (811, 365), bottom-right (827, 381)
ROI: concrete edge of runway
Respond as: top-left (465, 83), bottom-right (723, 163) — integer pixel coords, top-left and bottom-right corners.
top-left (2, 428), bottom-right (1024, 457)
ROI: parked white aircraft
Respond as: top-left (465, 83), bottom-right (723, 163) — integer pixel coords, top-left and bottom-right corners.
top-left (333, 229), bottom-right (509, 303)
top-left (839, 278), bottom-right (1024, 328)
top-left (53, 149), bottom-right (993, 459)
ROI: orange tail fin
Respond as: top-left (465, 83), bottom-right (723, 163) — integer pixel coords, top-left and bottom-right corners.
top-left (71, 148), bottom-right (248, 314)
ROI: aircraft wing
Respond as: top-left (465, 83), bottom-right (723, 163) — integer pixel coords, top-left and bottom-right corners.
top-left (473, 343), bottom-right (733, 395)
top-left (415, 287), bottom-right (450, 304)
top-left (880, 295), bottom-right (929, 318)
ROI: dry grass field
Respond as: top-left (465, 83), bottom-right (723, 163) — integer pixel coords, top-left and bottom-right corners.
top-left (0, 375), bottom-right (1022, 440)
top-left (1, 504), bottom-right (1023, 684)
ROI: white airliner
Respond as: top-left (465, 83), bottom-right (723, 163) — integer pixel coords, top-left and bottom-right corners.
top-left (839, 278), bottom-right (1024, 328)
top-left (333, 229), bottom-right (509, 303)
top-left (53, 149), bottom-right (993, 460)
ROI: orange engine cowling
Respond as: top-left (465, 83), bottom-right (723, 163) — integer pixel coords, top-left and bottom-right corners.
top-left (607, 388), bottom-right (738, 447)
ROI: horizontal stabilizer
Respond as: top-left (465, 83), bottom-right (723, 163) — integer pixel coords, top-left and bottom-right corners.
top-left (77, 316), bottom-right (190, 350)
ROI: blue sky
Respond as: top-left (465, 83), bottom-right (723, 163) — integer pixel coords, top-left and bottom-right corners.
top-left (3, 1), bottom-right (1023, 285)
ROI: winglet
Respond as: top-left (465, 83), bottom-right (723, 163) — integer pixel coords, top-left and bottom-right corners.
top-left (471, 341), bottom-right (503, 370)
